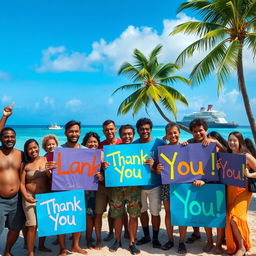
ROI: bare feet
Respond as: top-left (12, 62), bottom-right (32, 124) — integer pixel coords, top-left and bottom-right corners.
top-left (71, 246), bottom-right (87, 255)
top-left (38, 246), bottom-right (52, 252)
top-left (212, 246), bottom-right (225, 255)
top-left (4, 252), bottom-right (14, 256)
top-left (58, 249), bottom-right (67, 256)
top-left (87, 239), bottom-right (95, 249)
top-left (203, 243), bottom-right (214, 253)
top-left (234, 248), bottom-right (246, 256)
top-left (95, 240), bottom-right (103, 250)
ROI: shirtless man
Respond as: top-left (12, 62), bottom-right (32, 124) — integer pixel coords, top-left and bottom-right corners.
top-left (0, 106), bottom-right (25, 256)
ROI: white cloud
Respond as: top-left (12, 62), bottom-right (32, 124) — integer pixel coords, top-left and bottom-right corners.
top-left (219, 89), bottom-right (239, 104)
top-left (1, 95), bottom-right (12, 104)
top-left (108, 98), bottom-right (113, 104)
top-left (43, 96), bottom-right (55, 107)
top-left (0, 71), bottom-right (11, 80)
top-left (65, 99), bottom-right (83, 112)
top-left (36, 46), bottom-right (98, 72)
top-left (36, 13), bottom-right (256, 76)
top-left (36, 13), bottom-right (202, 74)
top-left (251, 97), bottom-right (256, 106)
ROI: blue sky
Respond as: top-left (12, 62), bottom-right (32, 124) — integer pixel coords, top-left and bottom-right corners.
top-left (1, 0), bottom-right (255, 125)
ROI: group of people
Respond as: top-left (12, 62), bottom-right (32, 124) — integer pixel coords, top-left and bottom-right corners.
top-left (0, 105), bottom-right (256, 256)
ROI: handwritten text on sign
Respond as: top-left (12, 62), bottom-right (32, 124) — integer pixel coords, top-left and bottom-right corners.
top-left (158, 143), bottom-right (218, 184)
top-left (170, 184), bottom-right (226, 228)
top-left (104, 143), bottom-right (152, 187)
top-left (36, 190), bottom-right (86, 237)
top-left (52, 148), bottom-right (101, 191)
top-left (217, 153), bottom-right (246, 188)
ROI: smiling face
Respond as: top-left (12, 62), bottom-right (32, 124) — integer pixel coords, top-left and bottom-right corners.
top-left (65, 124), bottom-right (80, 144)
top-left (1, 130), bottom-right (16, 149)
top-left (26, 141), bottom-right (39, 159)
top-left (191, 125), bottom-right (207, 143)
top-left (45, 138), bottom-right (57, 153)
top-left (166, 126), bottom-right (180, 145)
top-left (103, 123), bottom-right (116, 141)
top-left (85, 136), bottom-right (99, 149)
top-left (120, 128), bottom-right (134, 144)
top-left (138, 124), bottom-right (151, 142)
top-left (228, 134), bottom-right (240, 153)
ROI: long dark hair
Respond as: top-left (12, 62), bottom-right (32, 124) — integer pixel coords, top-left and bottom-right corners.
top-left (24, 139), bottom-right (39, 162)
top-left (227, 131), bottom-right (248, 154)
top-left (245, 138), bottom-right (256, 158)
top-left (82, 132), bottom-right (100, 148)
top-left (207, 131), bottom-right (228, 148)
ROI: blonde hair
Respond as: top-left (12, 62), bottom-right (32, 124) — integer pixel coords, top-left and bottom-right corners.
top-left (42, 134), bottom-right (59, 152)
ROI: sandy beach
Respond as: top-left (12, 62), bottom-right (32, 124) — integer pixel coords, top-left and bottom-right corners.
top-left (0, 196), bottom-right (255, 256)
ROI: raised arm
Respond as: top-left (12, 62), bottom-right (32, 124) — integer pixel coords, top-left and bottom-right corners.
top-left (0, 104), bottom-right (14, 132)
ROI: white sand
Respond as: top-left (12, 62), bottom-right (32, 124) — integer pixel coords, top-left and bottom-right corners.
top-left (1, 196), bottom-right (256, 256)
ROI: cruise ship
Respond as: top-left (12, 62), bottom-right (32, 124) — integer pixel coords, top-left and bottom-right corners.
top-left (178, 105), bottom-right (239, 128)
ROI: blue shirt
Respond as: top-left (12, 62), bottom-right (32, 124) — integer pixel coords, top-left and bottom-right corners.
top-left (133, 138), bottom-right (166, 190)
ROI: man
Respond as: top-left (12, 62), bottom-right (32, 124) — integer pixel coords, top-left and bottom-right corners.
top-left (133, 118), bottom-right (166, 248)
top-left (0, 106), bottom-right (25, 256)
top-left (94, 120), bottom-right (125, 249)
top-left (186, 118), bottom-right (225, 253)
top-left (99, 120), bottom-right (122, 148)
top-left (57, 120), bottom-right (87, 256)
top-left (108, 124), bottom-right (141, 255)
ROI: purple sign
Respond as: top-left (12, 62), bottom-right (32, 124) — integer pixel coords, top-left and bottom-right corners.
top-left (217, 153), bottom-right (246, 188)
top-left (52, 148), bottom-right (101, 191)
top-left (158, 143), bottom-right (218, 184)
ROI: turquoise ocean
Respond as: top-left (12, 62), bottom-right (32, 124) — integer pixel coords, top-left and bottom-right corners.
top-left (10, 125), bottom-right (254, 153)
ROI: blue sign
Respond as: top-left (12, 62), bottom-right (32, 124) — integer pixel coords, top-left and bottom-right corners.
top-left (158, 143), bottom-right (219, 184)
top-left (36, 190), bottom-right (86, 237)
top-left (104, 143), bottom-right (152, 187)
top-left (170, 184), bottom-right (226, 228)
top-left (217, 153), bottom-right (246, 188)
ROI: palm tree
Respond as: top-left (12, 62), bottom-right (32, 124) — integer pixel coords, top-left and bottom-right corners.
top-left (171, 0), bottom-right (256, 142)
top-left (113, 45), bottom-right (191, 133)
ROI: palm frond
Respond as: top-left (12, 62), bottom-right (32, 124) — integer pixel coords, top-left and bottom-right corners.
top-left (132, 88), bottom-right (150, 116)
top-left (171, 21), bottom-right (225, 37)
top-left (159, 84), bottom-right (189, 105)
top-left (190, 39), bottom-right (229, 85)
top-left (146, 85), bottom-right (161, 102)
top-left (175, 37), bottom-right (218, 66)
top-left (117, 88), bottom-right (144, 115)
top-left (158, 76), bottom-right (191, 85)
top-left (112, 83), bottom-right (143, 95)
top-left (245, 34), bottom-right (256, 58)
top-left (154, 63), bottom-right (179, 78)
top-left (217, 39), bottom-right (239, 93)
top-left (133, 49), bottom-right (148, 70)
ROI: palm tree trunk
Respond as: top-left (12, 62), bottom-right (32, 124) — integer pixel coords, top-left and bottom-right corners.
top-left (237, 45), bottom-right (256, 143)
top-left (152, 100), bottom-right (191, 134)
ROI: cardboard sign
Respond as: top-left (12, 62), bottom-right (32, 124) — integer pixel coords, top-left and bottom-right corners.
top-left (158, 143), bottom-right (218, 184)
top-left (217, 153), bottom-right (246, 188)
top-left (104, 143), bottom-right (152, 187)
top-left (170, 184), bottom-right (226, 228)
top-left (36, 190), bottom-right (86, 237)
top-left (52, 147), bottom-right (101, 191)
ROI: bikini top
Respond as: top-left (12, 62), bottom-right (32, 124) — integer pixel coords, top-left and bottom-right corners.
top-left (26, 169), bottom-right (47, 181)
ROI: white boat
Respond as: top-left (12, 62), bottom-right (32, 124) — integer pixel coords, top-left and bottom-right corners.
top-left (178, 105), bottom-right (239, 128)
top-left (48, 123), bottom-right (63, 130)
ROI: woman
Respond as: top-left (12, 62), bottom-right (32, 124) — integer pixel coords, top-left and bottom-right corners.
top-left (156, 123), bottom-right (187, 254)
top-left (42, 134), bottom-right (58, 161)
top-left (20, 139), bottom-right (52, 256)
top-left (82, 132), bottom-right (103, 249)
top-left (225, 132), bottom-right (256, 256)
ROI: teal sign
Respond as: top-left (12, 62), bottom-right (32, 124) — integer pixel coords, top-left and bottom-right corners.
top-left (170, 184), bottom-right (226, 228)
